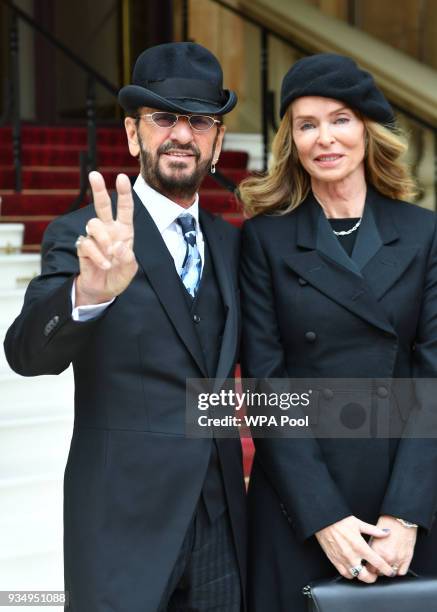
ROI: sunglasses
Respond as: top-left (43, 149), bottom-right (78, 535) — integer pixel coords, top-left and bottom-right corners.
top-left (139, 112), bottom-right (221, 132)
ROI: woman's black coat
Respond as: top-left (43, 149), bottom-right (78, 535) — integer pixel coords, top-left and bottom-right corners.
top-left (240, 188), bottom-right (437, 612)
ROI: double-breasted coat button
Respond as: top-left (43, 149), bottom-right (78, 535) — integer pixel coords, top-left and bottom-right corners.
top-left (298, 277), bottom-right (308, 286)
top-left (305, 331), bottom-right (317, 343)
top-left (377, 386), bottom-right (388, 398)
top-left (43, 315), bottom-right (60, 337)
top-left (322, 388), bottom-right (334, 400)
top-left (193, 314), bottom-right (201, 324)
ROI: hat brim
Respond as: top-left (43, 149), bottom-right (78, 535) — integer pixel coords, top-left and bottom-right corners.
top-left (118, 85), bottom-right (237, 115)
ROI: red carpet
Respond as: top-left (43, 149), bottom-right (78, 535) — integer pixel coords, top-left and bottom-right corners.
top-left (0, 125), bottom-right (246, 247)
top-left (0, 167), bottom-right (248, 191)
top-left (0, 124), bottom-right (254, 477)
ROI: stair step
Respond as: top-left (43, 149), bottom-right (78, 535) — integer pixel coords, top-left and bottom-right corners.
top-left (0, 375), bottom-right (73, 478)
top-left (0, 126), bottom-right (248, 255)
top-left (0, 192), bottom-right (240, 234)
top-left (0, 550), bottom-right (64, 593)
top-left (0, 368), bottom-right (74, 419)
top-left (1, 190), bottom-right (78, 196)
top-left (0, 425), bottom-right (72, 481)
top-left (0, 475), bottom-right (66, 568)
top-left (0, 217), bottom-right (55, 246)
top-left (0, 124), bottom-right (127, 146)
top-left (22, 243), bottom-right (41, 253)
top-left (0, 143), bottom-right (249, 169)
top-left (0, 166), bottom-right (248, 190)
top-left (0, 473), bottom-right (64, 519)
top-left (0, 379), bottom-right (73, 418)
top-left (0, 508), bottom-right (63, 563)
top-left (0, 253), bottom-right (41, 289)
top-left (0, 222), bottom-right (24, 252)
top-left (0, 208), bottom-right (241, 245)
top-left (0, 287), bottom-right (26, 329)
top-left (0, 346), bottom-right (16, 375)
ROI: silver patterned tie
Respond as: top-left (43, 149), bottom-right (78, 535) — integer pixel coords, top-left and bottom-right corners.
top-left (176, 213), bottom-right (202, 298)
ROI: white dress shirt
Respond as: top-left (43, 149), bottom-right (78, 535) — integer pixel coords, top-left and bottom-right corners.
top-left (72, 175), bottom-right (204, 321)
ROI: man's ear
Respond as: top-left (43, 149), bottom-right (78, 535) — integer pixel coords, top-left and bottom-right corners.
top-left (124, 117), bottom-right (140, 157)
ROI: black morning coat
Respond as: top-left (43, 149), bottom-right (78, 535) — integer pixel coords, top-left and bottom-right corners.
top-left (240, 187), bottom-right (437, 612)
top-left (4, 191), bottom-right (247, 612)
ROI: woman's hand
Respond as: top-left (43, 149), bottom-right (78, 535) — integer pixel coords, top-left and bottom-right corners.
top-left (315, 515), bottom-right (394, 583)
top-left (367, 515), bottom-right (417, 576)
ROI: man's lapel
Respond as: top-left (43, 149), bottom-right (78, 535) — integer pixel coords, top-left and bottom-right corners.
top-left (200, 209), bottom-right (238, 382)
top-left (132, 192), bottom-right (208, 376)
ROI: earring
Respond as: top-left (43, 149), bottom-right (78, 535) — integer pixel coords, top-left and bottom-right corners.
top-left (211, 161), bottom-right (216, 174)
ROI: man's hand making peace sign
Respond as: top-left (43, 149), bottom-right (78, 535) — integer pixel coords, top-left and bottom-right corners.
top-left (74, 171), bottom-right (138, 307)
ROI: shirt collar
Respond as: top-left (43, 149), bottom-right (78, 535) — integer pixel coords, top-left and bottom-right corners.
top-left (133, 174), bottom-right (200, 234)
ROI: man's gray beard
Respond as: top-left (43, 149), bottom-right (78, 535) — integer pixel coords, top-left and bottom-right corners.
top-left (139, 141), bottom-right (213, 200)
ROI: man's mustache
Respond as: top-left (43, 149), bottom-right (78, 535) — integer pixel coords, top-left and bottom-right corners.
top-left (158, 142), bottom-right (201, 159)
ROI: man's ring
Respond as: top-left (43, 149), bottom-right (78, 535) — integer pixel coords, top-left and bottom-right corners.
top-left (391, 565), bottom-right (399, 576)
top-left (350, 564), bottom-right (364, 578)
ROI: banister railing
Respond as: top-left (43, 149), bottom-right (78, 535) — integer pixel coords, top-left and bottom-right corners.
top-left (3, 0), bottom-right (436, 209)
top-left (1, 0), bottom-right (240, 209)
top-left (183, 0), bottom-right (437, 208)
top-left (1, 0), bottom-right (119, 95)
top-left (1, 0), bottom-right (119, 209)
top-left (182, 0), bottom-right (308, 171)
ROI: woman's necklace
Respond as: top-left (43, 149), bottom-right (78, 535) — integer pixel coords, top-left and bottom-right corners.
top-left (332, 218), bottom-right (362, 236)
top-left (313, 193), bottom-right (363, 237)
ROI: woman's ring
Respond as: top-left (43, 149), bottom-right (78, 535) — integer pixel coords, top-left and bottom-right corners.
top-left (350, 564), bottom-right (364, 578)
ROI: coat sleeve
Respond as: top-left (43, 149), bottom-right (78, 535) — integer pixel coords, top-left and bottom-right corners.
top-left (3, 212), bottom-right (109, 377)
top-left (240, 219), bottom-right (352, 541)
top-left (380, 217), bottom-right (437, 532)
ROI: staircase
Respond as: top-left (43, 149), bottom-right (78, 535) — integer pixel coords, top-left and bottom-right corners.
top-left (0, 125), bottom-right (246, 249)
top-left (0, 223), bottom-right (74, 608)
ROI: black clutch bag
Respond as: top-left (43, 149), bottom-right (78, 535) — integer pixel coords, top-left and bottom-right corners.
top-left (302, 573), bottom-right (437, 612)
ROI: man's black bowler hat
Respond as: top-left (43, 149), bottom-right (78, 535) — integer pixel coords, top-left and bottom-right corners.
top-left (118, 42), bottom-right (237, 116)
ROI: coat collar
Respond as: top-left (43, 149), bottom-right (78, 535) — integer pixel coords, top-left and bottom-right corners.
top-left (284, 187), bottom-right (418, 334)
top-left (296, 187), bottom-right (399, 270)
top-left (359, 191), bottom-right (418, 301)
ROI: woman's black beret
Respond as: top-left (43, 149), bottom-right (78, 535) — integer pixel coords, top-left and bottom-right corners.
top-left (280, 53), bottom-right (394, 125)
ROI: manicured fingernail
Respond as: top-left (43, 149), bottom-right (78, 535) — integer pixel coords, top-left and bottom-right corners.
top-left (382, 528), bottom-right (391, 532)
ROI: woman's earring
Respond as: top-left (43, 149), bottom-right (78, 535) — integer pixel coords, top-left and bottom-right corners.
top-left (211, 161), bottom-right (216, 174)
